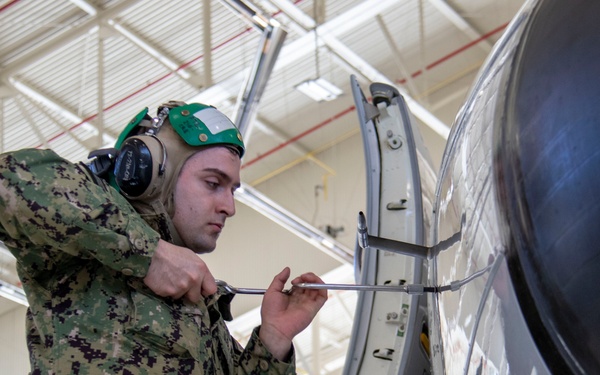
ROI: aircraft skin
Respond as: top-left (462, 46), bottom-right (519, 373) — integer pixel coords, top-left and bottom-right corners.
top-left (428, 1), bottom-right (547, 372)
top-left (345, 0), bottom-right (600, 373)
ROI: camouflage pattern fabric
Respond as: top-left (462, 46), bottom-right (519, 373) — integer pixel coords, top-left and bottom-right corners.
top-left (0, 149), bottom-right (295, 374)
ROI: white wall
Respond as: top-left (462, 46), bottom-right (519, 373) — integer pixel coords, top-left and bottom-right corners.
top-left (0, 304), bottom-right (30, 374)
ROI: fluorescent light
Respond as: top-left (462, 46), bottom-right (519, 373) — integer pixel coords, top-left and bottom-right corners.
top-left (295, 78), bottom-right (342, 102)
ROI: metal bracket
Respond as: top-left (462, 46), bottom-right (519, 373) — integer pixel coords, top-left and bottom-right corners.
top-left (357, 211), bottom-right (430, 258)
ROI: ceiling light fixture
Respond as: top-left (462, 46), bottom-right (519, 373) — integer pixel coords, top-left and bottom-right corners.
top-left (295, 78), bottom-right (342, 102)
top-left (295, 1), bottom-right (343, 102)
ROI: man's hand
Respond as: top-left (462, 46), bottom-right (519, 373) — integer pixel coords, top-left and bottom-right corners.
top-left (259, 267), bottom-right (328, 361)
top-left (143, 239), bottom-right (217, 302)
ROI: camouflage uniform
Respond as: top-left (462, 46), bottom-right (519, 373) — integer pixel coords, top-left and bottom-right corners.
top-left (0, 149), bottom-right (295, 374)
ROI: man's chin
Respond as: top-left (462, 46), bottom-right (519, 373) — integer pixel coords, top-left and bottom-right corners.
top-left (184, 234), bottom-right (218, 254)
top-left (190, 242), bottom-right (217, 254)
top-left (193, 248), bottom-right (215, 254)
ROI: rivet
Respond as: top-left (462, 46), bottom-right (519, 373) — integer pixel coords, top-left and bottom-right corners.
top-left (199, 134), bottom-right (208, 142)
top-left (237, 133), bottom-right (243, 141)
top-left (181, 110), bottom-right (190, 116)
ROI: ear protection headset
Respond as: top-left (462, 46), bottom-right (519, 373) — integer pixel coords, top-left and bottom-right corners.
top-left (87, 102), bottom-right (245, 201)
top-left (104, 106), bottom-right (168, 200)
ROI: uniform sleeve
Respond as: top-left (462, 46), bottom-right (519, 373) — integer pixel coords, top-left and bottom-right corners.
top-left (0, 148), bottom-right (160, 277)
top-left (239, 326), bottom-right (296, 374)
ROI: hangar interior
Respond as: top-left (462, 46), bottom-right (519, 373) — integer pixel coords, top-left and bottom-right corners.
top-left (0, 0), bottom-right (524, 373)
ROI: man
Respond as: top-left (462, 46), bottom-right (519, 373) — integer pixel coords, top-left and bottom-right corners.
top-left (0, 101), bottom-right (327, 374)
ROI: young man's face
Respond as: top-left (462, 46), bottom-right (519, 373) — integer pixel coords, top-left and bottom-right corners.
top-left (171, 146), bottom-right (241, 253)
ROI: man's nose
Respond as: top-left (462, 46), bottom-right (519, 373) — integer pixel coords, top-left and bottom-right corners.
top-left (220, 191), bottom-right (236, 217)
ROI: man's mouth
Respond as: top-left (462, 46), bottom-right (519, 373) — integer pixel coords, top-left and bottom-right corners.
top-left (210, 222), bottom-right (223, 231)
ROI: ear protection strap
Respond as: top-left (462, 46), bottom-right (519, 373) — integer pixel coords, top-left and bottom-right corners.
top-left (148, 134), bottom-right (167, 176)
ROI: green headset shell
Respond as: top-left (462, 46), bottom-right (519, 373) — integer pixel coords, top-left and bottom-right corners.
top-left (168, 103), bottom-right (245, 157)
top-left (115, 107), bottom-right (152, 149)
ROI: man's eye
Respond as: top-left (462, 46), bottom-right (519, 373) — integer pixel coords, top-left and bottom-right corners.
top-left (206, 180), bottom-right (219, 188)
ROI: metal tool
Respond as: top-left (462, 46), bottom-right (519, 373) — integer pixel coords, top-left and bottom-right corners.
top-left (216, 262), bottom-right (500, 296)
top-left (294, 282), bottom-right (437, 294)
top-left (215, 279), bottom-right (292, 295)
top-left (215, 279), bottom-right (437, 295)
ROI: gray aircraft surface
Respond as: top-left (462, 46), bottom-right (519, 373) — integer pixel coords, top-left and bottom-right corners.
top-left (340, 0), bottom-right (600, 373)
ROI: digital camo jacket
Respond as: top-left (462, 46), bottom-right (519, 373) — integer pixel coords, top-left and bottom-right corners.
top-left (0, 149), bottom-right (295, 374)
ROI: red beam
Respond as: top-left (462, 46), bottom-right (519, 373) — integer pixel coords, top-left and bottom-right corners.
top-left (242, 105), bottom-right (356, 169)
top-left (0, 0), bottom-right (20, 13)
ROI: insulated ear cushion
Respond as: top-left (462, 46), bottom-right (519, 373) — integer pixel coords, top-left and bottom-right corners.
top-left (114, 135), bottom-right (165, 200)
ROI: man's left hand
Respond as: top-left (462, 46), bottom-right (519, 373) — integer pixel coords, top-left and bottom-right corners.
top-left (259, 267), bottom-right (328, 361)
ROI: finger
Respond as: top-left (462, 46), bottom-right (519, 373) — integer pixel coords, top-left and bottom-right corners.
top-left (294, 273), bottom-right (328, 300)
top-left (185, 285), bottom-right (202, 303)
top-left (290, 272), bottom-right (324, 286)
top-left (300, 272), bottom-right (325, 283)
top-left (268, 267), bottom-right (291, 292)
top-left (201, 268), bottom-right (218, 297)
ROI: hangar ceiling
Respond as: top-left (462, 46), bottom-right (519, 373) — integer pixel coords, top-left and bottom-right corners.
top-left (0, 0), bottom-right (525, 373)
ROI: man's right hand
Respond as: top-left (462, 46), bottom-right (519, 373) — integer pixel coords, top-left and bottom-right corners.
top-left (143, 239), bottom-right (217, 302)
